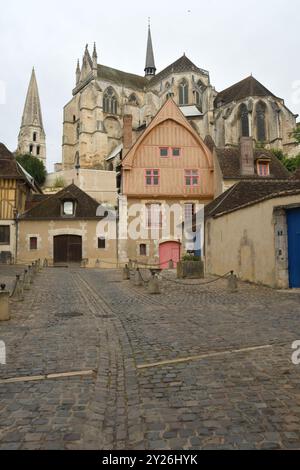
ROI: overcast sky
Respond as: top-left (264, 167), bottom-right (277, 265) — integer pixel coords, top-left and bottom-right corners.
top-left (0, 0), bottom-right (299, 171)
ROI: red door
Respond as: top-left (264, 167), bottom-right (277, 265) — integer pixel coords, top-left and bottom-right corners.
top-left (159, 242), bottom-right (181, 269)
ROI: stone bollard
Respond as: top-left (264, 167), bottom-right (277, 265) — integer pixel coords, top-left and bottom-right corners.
top-left (228, 271), bottom-right (238, 292)
top-left (28, 266), bottom-right (33, 284)
top-left (168, 259), bottom-right (174, 270)
top-left (134, 268), bottom-right (143, 287)
top-left (43, 258), bottom-right (48, 268)
top-left (23, 269), bottom-right (30, 290)
top-left (32, 262), bottom-right (37, 276)
top-left (0, 284), bottom-right (10, 321)
top-left (128, 259), bottom-right (133, 270)
top-left (10, 275), bottom-right (24, 302)
top-left (148, 273), bottom-right (161, 294)
top-left (123, 265), bottom-right (131, 281)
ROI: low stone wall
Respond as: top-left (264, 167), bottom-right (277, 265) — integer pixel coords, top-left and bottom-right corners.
top-left (177, 260), bottom-right (204, 279)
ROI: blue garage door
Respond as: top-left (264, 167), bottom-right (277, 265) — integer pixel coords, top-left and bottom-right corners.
top-left (287, 208), bottom-right (300, 288)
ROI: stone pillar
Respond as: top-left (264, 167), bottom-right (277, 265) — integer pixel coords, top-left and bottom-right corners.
top-left (0, 286), bottom-right (10, 321)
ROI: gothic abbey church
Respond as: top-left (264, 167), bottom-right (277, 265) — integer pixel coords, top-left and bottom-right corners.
top-left (61, 25), bottom-right (298, 171)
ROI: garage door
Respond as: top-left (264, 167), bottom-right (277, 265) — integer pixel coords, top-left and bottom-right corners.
top-left (53, 235), bottom-right (82, 264)
top-left (287, 208), bottom-right (300, 288)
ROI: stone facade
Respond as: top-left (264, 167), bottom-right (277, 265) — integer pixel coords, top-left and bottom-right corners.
top-left (61, 30), bottom-right (298, 171)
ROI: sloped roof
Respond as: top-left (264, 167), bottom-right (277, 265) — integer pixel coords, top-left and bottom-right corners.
top-left (215, 147), bottom-right (290, 180)
top-left (214, 76), bottom-right (276, 107)
top-left (149, 54), bottom-right (209, 86)
top-left (97, 64), bottom-right (148, 91)
top-left (205, 180), bottom-right (300, 219)
top-left (21, 68), bottom-right (44, 129)
top-left (20, 183), bottom-right (102, 220)
top-left (0, 143), bottom-right (41, 192)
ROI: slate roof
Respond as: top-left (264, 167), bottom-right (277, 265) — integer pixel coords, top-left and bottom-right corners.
top-left (215, 147), bottom-right (290, 180)
top-left (214, 76), bottom-right (276, 107)
top-left (97, 64), bottom-right (148, 91)
top-left (0, 143), bottom-right (41, 193)
top-left (20, 184), bottom-right (102, 220)
top-left (205, 180), bottom-right (300, 219)
top-left (149, 55), bottom-right (209, 86)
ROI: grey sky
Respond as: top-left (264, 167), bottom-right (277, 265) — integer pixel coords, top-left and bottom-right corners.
top-left (0, 0), bottom-right (299, 171)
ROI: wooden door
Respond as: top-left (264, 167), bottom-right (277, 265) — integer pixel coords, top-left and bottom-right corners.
top-left (159, 241), bottom-right (181, 269)
top-left (53, 235), bottom-right (82, 263)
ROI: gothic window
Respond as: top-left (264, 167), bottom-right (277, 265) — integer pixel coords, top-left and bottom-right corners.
top-left (33, 132), bottom-right (37, 142)
top-left (29, 145), bottom-right (33, 154)
top-left (128, 93), bottom-right (139, 106)
top-left (37, 146), bottom-right (40, 156)
top-left (256, 102), bottom-right (266, 142)
top-left (103, 87), bottom-right (118, 114)
top-left (240, 104), bottom-right (249, 137)
top-left (76, 123), bottom-right (80, 140)
top-left (179, 79), bottom-right (189, 105)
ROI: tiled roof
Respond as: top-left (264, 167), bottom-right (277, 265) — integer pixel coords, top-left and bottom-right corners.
top-left (215, 147), bottom-right (290, 180)
top-left (214, 76), bottom-right (276, 107)
top-left (97, 64), bottom-right (148, 91)
top-left (149, 55), bottom-right (209, 86)
top-left (20, 184), bottom-right (102, 220)
top-left (205, 180), bottom-right (300, 219)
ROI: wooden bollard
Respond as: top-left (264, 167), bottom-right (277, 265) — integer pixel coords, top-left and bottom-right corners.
top-left (0, 284), bottom-right (10, 321)
top-left (10, 275), bottom-right (24, 302)
top-left (28, 266), bottom-right (33, 284)
top-left (228, 271), bottom-right (238, 292)
top-left (123, 265), bottom-right (130, 280)
top-left (23, 270), bottom-right (30, 290)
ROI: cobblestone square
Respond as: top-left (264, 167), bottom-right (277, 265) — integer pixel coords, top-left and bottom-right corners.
top-left (0, 266), bottom-right (300, 449)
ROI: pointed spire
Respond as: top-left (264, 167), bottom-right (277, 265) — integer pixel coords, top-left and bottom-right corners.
top-left (76, 59), bottom-right (81, 85)
top-left (92, 42), bottom-right (98, 76)
top-left (21, 68), bottom-right (44, 129)
top-left (144, 19), bottom-right (156, 78)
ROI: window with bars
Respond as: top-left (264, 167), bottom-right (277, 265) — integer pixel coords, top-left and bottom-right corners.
top-left (172, 148), bottom-right (181, 157)
top-left (29, 237), bottom-right (37, 250)
top-left (0, 226), bottom-right (10, 244)
top-left (145, 169), bottom-right (159, 186)
top-left (160, 147), bottom-right (169, 157)
top-left (185, 170), bottom-right (199, 186)
top-left (146, 204), bottom-right (162, 229)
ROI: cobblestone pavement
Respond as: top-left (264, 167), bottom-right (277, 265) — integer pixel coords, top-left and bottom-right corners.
top-left (0, 265), bottom-right (300, 449)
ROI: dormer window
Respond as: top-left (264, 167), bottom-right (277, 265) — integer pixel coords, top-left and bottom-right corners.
top-left (257, 161), bottom-right (270, 176)
top-left (63, 201), bottom-right (74, 216)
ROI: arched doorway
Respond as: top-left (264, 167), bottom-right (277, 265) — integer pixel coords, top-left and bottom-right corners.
top-left (53, 235), bottom-right (82, 264)
top-left (159, 241), bottom-right (181, 269)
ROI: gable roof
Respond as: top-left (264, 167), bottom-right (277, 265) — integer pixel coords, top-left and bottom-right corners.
top-left (215, 147), bottom-right (290, 180)
top-left (149, 54), bottom-right (209, 86)
top-left (205, 180), bottom-right (300, 219)
top-left (0, 143), bottom-right (41, 193)
top-left (214, 76), bottom-right (276, 107)
top-left (20, 184), bottom-right (102, 220)
top-left (121, 98), bottom-right (213, 169)
top-left (97, 64), bottom-right (148, 91)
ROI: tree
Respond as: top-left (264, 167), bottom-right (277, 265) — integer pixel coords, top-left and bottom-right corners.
top-left (271, 148), bottom-right (300, 173)
top-left (16, 154), bottom-right (47, 185)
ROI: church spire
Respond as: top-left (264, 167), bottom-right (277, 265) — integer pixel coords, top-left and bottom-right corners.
top-left (17, 68), bottom-right (46, 165)
top-left (144, 19), bottom-right (156, 78)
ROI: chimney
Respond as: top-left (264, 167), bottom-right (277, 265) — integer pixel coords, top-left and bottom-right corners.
top-left (123, 114), bottom-right (133, 153)
top-left (240, 137), bottom-right (254, 175)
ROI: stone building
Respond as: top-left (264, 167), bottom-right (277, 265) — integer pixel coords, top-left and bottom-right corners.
top-left (18, 184), bottom-right (117, 267)
top-left (205, 180), bottom-right (300, 288)
top-left (17, 68), bottom-right (46, 165)
top-left (61, 26), bottom-right (298, 172)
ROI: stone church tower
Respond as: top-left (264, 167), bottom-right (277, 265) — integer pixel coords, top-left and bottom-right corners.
top-left (17, 68), bottom-right (46, 165)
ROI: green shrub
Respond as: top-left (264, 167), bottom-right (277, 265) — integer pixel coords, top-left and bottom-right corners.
top-left (182, 254), bottom-right (201, 262)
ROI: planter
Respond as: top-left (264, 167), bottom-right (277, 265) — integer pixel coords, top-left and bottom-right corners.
top-left (177, 260), bottom-right (204, 279)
